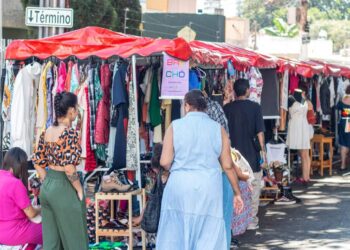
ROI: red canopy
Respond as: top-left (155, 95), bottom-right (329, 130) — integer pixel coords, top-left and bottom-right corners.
top-left (190, 40), bottom-right (277, 70)
top-left (5, 26), bottom-right (192, 61)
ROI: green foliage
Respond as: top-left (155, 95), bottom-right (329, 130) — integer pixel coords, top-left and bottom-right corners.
top-left (310, 20), bottom-right (350, 52)
top-left (239, 0), bottom-right (290, 29)
top-left (21, 0), bottom-right (142, 34)
top-left (110, 0), bottom-right (142, 35)
top-left (308, 0), bottom-right (350, 20)
top-left (70, 0), bottom-right (118, 30)
top-left (21, 0), bottom-right (40, 7)
top-left (263, 18), bottom-right (299, 37)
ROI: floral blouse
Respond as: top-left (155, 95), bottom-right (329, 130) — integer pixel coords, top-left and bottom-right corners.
top-left (32, 128), bottom-right (82, 168)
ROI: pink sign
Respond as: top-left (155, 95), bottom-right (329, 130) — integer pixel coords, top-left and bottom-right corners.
top-left (161, 53), bottom-right (189, 99)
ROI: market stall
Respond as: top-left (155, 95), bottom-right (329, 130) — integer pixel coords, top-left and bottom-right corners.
top-left (2, 26), bottom-right (192, 248)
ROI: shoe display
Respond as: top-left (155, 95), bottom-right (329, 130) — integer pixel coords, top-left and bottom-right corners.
top-left (115, 171), bottom-right (131, 185)
top-left (274, 196), bottom-right (296, 205)
top-left (101, 175), bottom-right (132, 193)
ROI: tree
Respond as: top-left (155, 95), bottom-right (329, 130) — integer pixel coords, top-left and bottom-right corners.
top-left (262, 18), bottom-right (299, 38)
top-left (110, 0), bottom-right (142, 35)
top-left (239, 0), bottom-right (290, 30)
top-left (308, 0), bottom-right (350, 20)
top-left (21, 0), bottom-right (39, 7)
top-left (310, 20), bottom-right (350, 52)
top-left (70, 0), bottom-right (118, 31)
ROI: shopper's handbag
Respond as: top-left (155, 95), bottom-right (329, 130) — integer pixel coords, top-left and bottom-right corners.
top-left (231, 148), bottom-right (255, 184)
top-left (141, 170), bottom-right (166, 233)
top-left (307, 109), bottom-right (316, 125)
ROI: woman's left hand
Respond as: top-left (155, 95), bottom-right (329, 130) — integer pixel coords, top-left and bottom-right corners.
top-left (234, 194), bottom-right (244, 215)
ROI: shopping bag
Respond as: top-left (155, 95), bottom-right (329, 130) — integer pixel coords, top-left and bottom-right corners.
top-left (231, 148), bottom-right (255, 184)
top-left (141, 170), bottom-right (166, 233)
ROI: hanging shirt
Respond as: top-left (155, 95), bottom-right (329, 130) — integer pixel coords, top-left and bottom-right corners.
top-left (316, 76), bottom-right (322, 113)
top-left (149, 67), bottom-right (162, 143)
top-left (65, 61), bottom-right (74, 92)
top-left (77, 82), bottom-right (88, 158)
top-left (1, 61), bottom-right (15, 151)
top-left (329, 77), bottom-right (335, 108)
top-left (46, 64), bottom-right (56, 128)
top-left (143, 67), bottom-right (153, 123)
top-left (320, 80), bottom-right (331, 115)
top-left (149, 67), bottom-right (162, 128)
top-left (70, 63), bottom-right (80, 94)
top-left (161, 99), bottom-right (172, 130)
top-left (36, 62), bottom-right (53, 144)
top-left (281, 70), bottom-right (289, 111)
top-left (289, 73), bottom-right (299, 94)
top-left (248, 67), bottom-right (264, 104)
top-left (84, 86), bottom-right (97, 171)
top-left (88, 67), bottom-right (103, 150)
top-left (266, 143), bottom-right (286, 164)
top-left (56, 61), bottom-right (66, 93)
top-left (126, 80), bottom-right (138, 170)
top-left (189, 70), bottom-right (201, 90)
top-left (95, 64), bottom-right (111, 144)
top-left (11, 62), bottom-right (41, 157)
top-left (112, 62), bottom-right (129, 171)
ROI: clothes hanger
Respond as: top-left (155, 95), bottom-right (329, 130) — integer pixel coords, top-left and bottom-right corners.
top-left (196, 67), bottom-right (207, 79)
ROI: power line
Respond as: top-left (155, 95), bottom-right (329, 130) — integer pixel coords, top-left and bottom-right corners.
top-left (127, 18), bottom-right (183, 29)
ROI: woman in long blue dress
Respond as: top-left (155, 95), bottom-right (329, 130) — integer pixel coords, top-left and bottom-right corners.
top-left (156, 90), bottom-right (243, 250)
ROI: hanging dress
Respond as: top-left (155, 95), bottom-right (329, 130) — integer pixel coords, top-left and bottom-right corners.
top-left (126, 78), bottom-right (138, 170)
top-left (56, 61), bottom-right (67, 93)
top-left (95, 64), bottom-right (111, 144)
top-left (286, 101), bottom-right (313, 150)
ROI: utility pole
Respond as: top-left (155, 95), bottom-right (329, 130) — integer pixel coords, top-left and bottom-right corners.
top-left (58, 0), bottom-right (65, 35)
top-left (253, 20), bottom-right (258, 50)
top-left (39, 0), bottom-right (43, 38)
top-left (124, 8), bottom-right (129, 34)
top-left (299, 0), bottom-right (309, 59)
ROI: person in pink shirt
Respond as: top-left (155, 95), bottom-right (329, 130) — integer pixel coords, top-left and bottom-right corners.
top-left (0, 147), bottom-right (42, 247)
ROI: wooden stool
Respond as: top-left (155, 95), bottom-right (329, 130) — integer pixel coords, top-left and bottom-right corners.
top-left (310, 134), bottom-right (333, 176)
top-left (95, 189), bottom-right (146, 250)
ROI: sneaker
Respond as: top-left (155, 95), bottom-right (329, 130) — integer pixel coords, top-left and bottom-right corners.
top-left (285, 189), bottom-right (302, 203)
top-left (101, 175), bottom-right (132, 193)
top-left (231, 238), bottom-right (240, 248)
top-left (274, 196), bottom-right (296, 205)
top-left (246, 224), bottom-right (259, 230)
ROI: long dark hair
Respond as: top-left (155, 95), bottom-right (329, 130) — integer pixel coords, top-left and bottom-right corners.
top-left (54, 91), bottom-right (78, 126)
top-left (2, 147), bottom-right (29, 188)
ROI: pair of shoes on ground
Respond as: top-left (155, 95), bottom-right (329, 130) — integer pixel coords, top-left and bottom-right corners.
top-left (275, 186), bottom-right (301, 205)
top-left (246, 224), bottom-right (259, 230)
top-left (230, 238), bottom-right (240, 248)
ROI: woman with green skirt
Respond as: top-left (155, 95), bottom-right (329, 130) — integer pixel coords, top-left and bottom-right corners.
top-left (32, 91), bottom-right (88, 250)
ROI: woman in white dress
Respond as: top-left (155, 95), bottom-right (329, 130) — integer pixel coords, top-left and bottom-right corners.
top-left (287, 88), bottom-right (313, 184)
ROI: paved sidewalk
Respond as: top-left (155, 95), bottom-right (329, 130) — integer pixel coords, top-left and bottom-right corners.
top-left (236, 173), bottom-right (350, 249)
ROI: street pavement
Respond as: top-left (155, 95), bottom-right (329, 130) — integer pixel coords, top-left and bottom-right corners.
top-left (236, 171), bottom-right (350, 249)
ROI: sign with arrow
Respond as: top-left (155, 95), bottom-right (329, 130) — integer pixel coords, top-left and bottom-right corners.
top-left (25, 7), bottom-right (74, 28)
